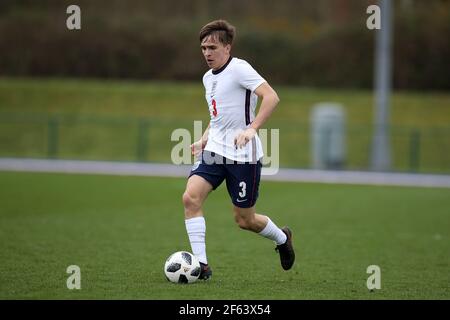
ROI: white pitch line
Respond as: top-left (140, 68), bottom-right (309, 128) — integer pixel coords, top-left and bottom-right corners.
top-left (0, 158), bottom-right (449, 188)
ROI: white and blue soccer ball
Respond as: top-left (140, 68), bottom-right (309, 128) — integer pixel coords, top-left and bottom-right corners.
top-left (164, 251), bottom-right (201, 284)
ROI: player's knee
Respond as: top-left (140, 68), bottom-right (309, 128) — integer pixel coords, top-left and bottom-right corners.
top-left (235, 217), bottom-right (250, 230)
top-left (182, 191), bottom-right (201, 212)
top-left (234, 213), bottom-right (252, 231)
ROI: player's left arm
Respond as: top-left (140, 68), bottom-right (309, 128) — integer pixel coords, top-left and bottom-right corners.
top-left (234, 82), bottom-right (280, 148)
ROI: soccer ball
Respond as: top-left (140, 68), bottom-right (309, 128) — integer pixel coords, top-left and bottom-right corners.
top-left (164, 251), bottom-right (201, 284)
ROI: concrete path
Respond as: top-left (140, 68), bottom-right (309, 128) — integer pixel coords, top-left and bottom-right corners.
top-left (1, 158), bottom-right (449, 188)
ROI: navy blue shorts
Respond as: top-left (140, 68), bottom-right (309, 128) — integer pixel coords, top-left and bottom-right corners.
top-left (188, 151), bottom-right (262, 208)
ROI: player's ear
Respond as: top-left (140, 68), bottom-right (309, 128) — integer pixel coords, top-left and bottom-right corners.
top-left (225, 44), bottom-right (231, 53)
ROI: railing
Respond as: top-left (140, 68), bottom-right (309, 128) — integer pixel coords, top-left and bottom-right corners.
top-left (0, 112), bottom-right (449, 174)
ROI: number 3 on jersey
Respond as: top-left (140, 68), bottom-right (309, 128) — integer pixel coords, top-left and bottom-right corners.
top-left (239, 181), bottom-right (246, 198)
top-left (212, 99), bottom-right (218, 117)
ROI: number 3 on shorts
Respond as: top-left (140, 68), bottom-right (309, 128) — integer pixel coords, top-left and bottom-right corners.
top-left (239, 181), bottom-right (247, 198)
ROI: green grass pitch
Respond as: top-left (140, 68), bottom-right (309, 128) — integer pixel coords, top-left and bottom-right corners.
top-left (0, 171), bottom-right (448, 299)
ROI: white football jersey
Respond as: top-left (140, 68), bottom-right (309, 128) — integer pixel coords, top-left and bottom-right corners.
top-left (202, 57), bottom-right (266, 162)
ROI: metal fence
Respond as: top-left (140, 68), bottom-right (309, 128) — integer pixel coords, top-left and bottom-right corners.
top-left (0, 112), bottom-right (449, 174)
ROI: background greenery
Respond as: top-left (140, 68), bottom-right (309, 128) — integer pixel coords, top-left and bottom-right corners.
top-left (1, 77), bottom-right (449, 173)
top-left (0, 0), bottom-right (449, 89)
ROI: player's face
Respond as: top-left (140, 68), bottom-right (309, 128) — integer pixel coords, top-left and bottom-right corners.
top-left (201, 35), bottom-right (231, 70)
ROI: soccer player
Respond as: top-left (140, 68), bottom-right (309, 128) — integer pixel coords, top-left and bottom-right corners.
top-left (183, 20), bottom-right (295, 280)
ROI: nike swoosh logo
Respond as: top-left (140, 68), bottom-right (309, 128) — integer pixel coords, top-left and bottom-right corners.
top-left (236, 199), bottom-right (247, 203)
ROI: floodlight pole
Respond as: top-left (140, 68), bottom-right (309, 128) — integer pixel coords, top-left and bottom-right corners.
top-left (371, 0), bottom-right (393, 171)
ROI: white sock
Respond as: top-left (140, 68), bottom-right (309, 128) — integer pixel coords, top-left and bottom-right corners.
top-left (258, 217), bottom-right (287, 245)
top-left (185, 216), bottom-right (207, 264)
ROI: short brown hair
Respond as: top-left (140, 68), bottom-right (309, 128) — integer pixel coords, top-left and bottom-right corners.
top-left (199, 20), bottom-right (236, 45)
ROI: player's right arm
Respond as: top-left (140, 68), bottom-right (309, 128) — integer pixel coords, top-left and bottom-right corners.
top-left (191, 122), bottom-right (210, 156)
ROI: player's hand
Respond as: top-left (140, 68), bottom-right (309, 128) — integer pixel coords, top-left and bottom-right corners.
top-left (234, 128), bottom-right (257, 149)
top-left (190, 139), bottom-right (205, 157)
